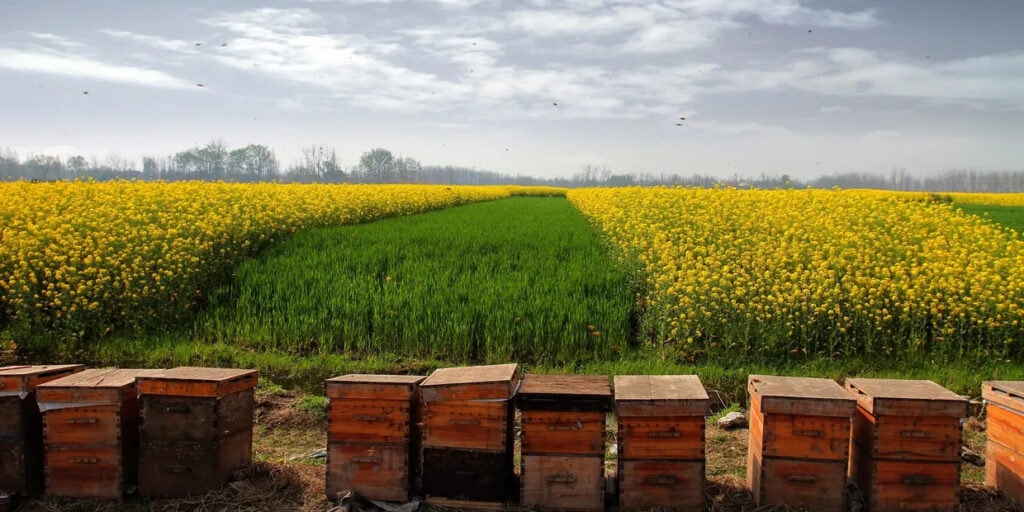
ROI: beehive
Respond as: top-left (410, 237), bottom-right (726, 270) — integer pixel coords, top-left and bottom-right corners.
top-left (136, 367), bottom-right (258, 497)
top-left (747, 375), bottom-right (855, 511)
top-left (846, 378), bottom-right (967, 512)
top-left (419, 363), bottom-right (519, 506)
top-left (37, 368), bottom-right (161, 498)
top-left (614, 375), bottom-right (708, 511)
top-left (518, 374), bottom-right (611, 511)
top-left (324, 374), bottom-right (425, 502)
top-left (0, 364), bottom-right (84, 497)
top-left (982, 381), bottom-right (1024, 505)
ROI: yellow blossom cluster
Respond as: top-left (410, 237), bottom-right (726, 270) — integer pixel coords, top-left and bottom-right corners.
top-left (0, 180), bottom-right (511, 347)
top-left (568, 187), bottom-right (1024, 359)
top-left (949, 193), bottom-right (1024, 206)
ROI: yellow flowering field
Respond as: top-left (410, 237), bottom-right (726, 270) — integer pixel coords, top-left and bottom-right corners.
top-left (949, 193), bottom-right (1024, 206)
top-left (0, 181), bottom-right (511, 349)
top-left (568, 187), bottom-right (1024, 360)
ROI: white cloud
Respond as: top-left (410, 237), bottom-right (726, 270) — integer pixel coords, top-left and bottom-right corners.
top-left (0, 47), bottom-right (195, 89)
top-left (820, 105), bottom-right (851, 113)
top-left (674, 0), bottom-right (879, 29)
top-left (28, 33), bottom-right (86, 49)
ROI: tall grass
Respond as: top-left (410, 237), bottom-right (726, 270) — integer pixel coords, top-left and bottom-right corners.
top-left (192, 197), bottom-right (638, 365)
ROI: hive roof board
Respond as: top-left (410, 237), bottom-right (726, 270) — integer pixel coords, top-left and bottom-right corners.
top-left (36, 368), bottom-right (163, 403)
top-left (845, 378), bottom-right (968, 417)
top-left (137, 366), bottom-right (258, 397)
top-left (748, 375), bottom-right (855, 417)
top-left (0, 364), bottom-right (85, 393)
top-left (325, 374), bottom-right (426, 400)
top-left (614, 375), bottom-right (709, 417)
top-left (983, 381), bottom-right (1024, 414)
top-left (419, 363), bottom-right (520, 402)
top-left (517, 374), bottom-right (612, 412)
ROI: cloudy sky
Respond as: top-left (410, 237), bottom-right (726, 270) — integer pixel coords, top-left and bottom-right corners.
top-left (1, 0), bottom-right (1023, 179)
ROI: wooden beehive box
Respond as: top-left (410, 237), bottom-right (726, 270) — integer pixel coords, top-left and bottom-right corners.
top-left (614, 375), bottom-right (708, 512)
top-left (0, 364), bottom-right (84, 497)
top-left (518, 374), bottom-right (611, 511)
top-left (136, 367), bottom-right (258, 497)
top-left (324, 374), bottom-right (425, 502)
top-left (983, 381), bottom-right (1024, 505)
top-left (846, 378), bottom-right (967, 512)
top-left (419, 363), bottom-right (519, 505)
top-left (747, 375), bottom-right (855, 511)
top-left (37, 368), bottom-right (161, 498)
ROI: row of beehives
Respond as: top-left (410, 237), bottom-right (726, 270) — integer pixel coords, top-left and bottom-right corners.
top-left (0, 364), bottom-right (258, 506)
top-left (328, 364), bottom-right (1024, 512)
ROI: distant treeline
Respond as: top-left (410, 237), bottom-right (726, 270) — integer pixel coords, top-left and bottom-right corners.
top-left (2, 142), bottom-right (1023, 192)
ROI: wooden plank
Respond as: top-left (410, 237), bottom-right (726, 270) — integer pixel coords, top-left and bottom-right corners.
top-left (521, 455), bottom-right (604, 511)
top-left (328, 399), bottom-right (411, 444)
top-left (521, 411), bottom-right (605, 456)
top-left (986, 403), bottom-right (1024, 455)
top-left (619, 459), bottom-right (704, 511)
top-left (44, 445), bottom-right (122, 498)
top-left (613, 375), bottom-right (708, 417)
top-left (752, 406), bottom-right (851, 461)
top-left (618, 415), bottom-right (704, 461)
top-left (852, 405), bottom-right (961, 462)
top-left (748, 375), bottom-right (855, 417)
top-left (986, 439), bottom-right (1024, 506)
top-left (420, 364), bottom-right (519, 402)
top-left (140, 389), bottom-right (254, 442)
top-left (423, 498), bottom-right (511, 511)
top-left (422, 448), bottom-right (512, 503)
top-left (137, 429), bottom-right (252, 497)
top-left (845, 378), bottom-right (967, 417)
top-left (43, 405), bottom-right (121, 445)
top-left (136, 367), bottom-right (258, 398)
top-left (849, 443), bottom-right (960, 512)
top-left (0, 394), bottom-right (45, 496)
top-left (421, 401), bottom-right (509, 451)
top-left (326, 443), bottom-right (410, 502)
top-left (36, 368), bottom-right (159, 404)
top-left (517, 375), bottom-right (611, 413)
top-left (747, 448), bottom-right (847, 511)
top-left (983, 381), bottom-right (1024, 415)
top-left (325, 374), bottom-right (424, 400)
top-left (0, 365), bottom-right (84, 394)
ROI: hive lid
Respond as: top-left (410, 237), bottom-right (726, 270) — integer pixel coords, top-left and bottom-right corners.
top-left (983, 381), bottom-right (1024, 414)
top-left (325, 374), bottom-right (426, 400)
top-left (748, 375), bottom-right (854, 417)
top-left (517, 374), bottom-right (612, 412)
top-left (614, 375), bottom-right (709, 416)
top-left (845, 378), bottom-right (967, 417)
top-left (0, 364), bottom-right (85, 394)
top-left (419, 363), bottom-right (519, 402)
top-left (36, 368), bottom-right (163, 404)
top-left (137, 366), bottom-right (258, 397)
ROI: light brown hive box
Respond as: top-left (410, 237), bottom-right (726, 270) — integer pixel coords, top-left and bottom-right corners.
top-left (983, 381), bottom-right (1024, 506)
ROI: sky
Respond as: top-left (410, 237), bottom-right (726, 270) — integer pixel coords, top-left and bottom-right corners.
top-left (1, 0), bottom-right (1023, 180)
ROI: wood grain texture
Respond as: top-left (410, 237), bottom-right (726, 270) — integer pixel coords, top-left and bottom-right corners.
top-left (852, 405), bottom-right (961, 462)
top-left (419, 364), bottom-right (519, 402)
top-left (521, 455), bottom-right (604, 511)
top-left (137, 430), bottom-right (253, 498)
top-left (521, 410), bottom-right (606, 455)
top-left (326, 443), bottom-right (410, 502)
top-left (987, 403), bottom-right (1024, 455)
top-left (849, 443), bottom-right (960, 512)
top-left (0, 394), bottom-right (45, 495)
top-left (325, 375), bottom-right (424, 400)
top-left (618, 415), bottom-right (704, 461)
top-left (845, 378), bottom-right (967, 417)
top-left (614, 375), bottom-right (709, 417)
top-left (136, 367), bottom-right (258, 398)
top-left (749, 406), bottom-right (851, 461)
top-left (747, 444), bottom-right (847, 512)
top-left (619, 459), bottom-right (704, 511)
top-left (44, 445), bottom-right (122, 498)
top-left (749, 375), bottom-right (855, 417)
top-left (0, 365), bottom-right (84, 394)
top-left (422, 448), bottom-right (512, 503)
top-left (986, 440), bottom-right (1024, 506)
top-left (140, 389), bottom-right (254, 442)
top-left (328, 399), bottom-right (411, 444)
top-left (983, 381), bottom-right (1024, 415)
top-left (420, 400), bottom-right (509, 451)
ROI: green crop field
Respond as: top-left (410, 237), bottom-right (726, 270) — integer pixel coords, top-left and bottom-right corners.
top-left (956, 203), bottom-right (1024, 233)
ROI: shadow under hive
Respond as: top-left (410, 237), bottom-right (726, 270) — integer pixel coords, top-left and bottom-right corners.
top-left (982, 380), bottom-right (1024, 507)
top-left (418, 363), bottom-right (520, 508)
top-left (37, 368), bottom-right (163, 499)
top-left (324, 374), bottom-right (425, 502)
top-left (0, 365), bottom-right (84, 498)
top-left (747, 375), bottom-right (856, 511)
top-left (614, 375), bottom-right (709, 512)
top-left (136, 366), bottom-right (258, 498)
top-left (846, 378), bottom-right (968, 512)
top-left (518, 374), bottom-right (611, 512)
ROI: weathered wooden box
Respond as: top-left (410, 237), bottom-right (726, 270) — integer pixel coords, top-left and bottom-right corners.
top-left (614, 375), bottom-right (708, 511)
top-left (419, 363), bottom-right (519, 505)
top-left (37, 368), bottom-right (161, 498)
top-left (983, 381), bottom-right (1024, 505)
top-left (136, 367), bottom-right (258, 497)
top-left (0, 364), bottom-right (84, 497)
top-left (324, 374), bottom-right (424, 502)
top-left (846, 378), bottom-right (967, 512)
top-left (518, 374), bottom-right (610, 511)
top-left (747, 375), bottom-right (855, 511)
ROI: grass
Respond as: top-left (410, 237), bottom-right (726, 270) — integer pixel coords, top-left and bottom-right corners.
top-left (956, 203), bottom-right (1024, 233)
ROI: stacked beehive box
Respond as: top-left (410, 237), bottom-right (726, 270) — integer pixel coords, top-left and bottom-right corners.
top-left (419, 363), bottom-right (520, 507)
top-left (325, 374), bottom-right (425, 501)
top-left (747, 375), bottom-right (855, 510)
top-left (846, 378), bottom-right (967, 512)
top-left (136, 367), bottom-right (258, 497)
top-left (36, 368), bottom-right (161, 498)
top-left (614, 375), bottom-right (708, 511)
top-left (518, 374), bottom-right (611, 511)
top-left (982, 381), bottom-right (1024, 505)
top-left (0, 364), bottom-right (84, 500)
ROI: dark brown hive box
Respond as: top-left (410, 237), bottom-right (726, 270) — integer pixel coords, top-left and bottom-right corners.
top-left (614, 375), bottom-right (708, 512)
top-left (136, 367), bottom-right (257, 497)
top-left (518, 374), bottom-right (610, 511)
top-left (747, 375), bottom-right (855, 511)
top-left (37, 368), bottom-right (161, 498)
top-left (0, 364), bottom-right (84, 497)
top-left (419, 363), bottom-right (519, 506)
top-left (324, 374), bottom-right (425, 502)
top-left (983, 381), bottom-right (1024, 506)
top-left (846, 378), bottom-right (967, 512)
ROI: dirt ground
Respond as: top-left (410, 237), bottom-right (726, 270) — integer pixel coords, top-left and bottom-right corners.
top-left (14, 391), bottom-right (1021, 512)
